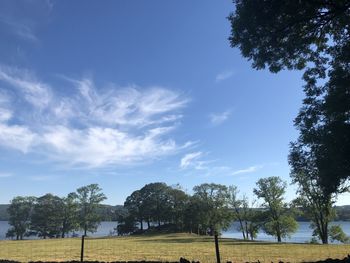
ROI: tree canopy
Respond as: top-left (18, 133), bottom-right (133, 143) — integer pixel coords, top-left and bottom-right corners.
top-left (254, 177), bottom-right (297, 242)
top-left (229, 0), bottom-right (350, 195)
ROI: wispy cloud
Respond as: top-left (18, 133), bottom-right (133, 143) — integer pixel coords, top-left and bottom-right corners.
top-left (0, 173), bottom-right (13, 178)
top-left (0, 65), bottom-right (192, 168)
top-left (209, 110), bottom-right (231, 125)
top-left (0, 15), bottom-right (38, 42)
top-left (231, 165), bottom-right (264, 176)
top-left (180, 152), bottom-right (203, 169)
top-left (215, 69), bottom-right (234, 82)
top-left (0, 66), bottom-right (51, 108)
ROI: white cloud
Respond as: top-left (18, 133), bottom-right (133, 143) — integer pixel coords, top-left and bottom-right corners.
top-left (0, 108), bottom-right (12, 122)
top-left (0, 123), bottom-right (37, 153)
top-left (180, 152), bottom-right (203, 169)
top-left (0, 173), bottom-right (13, 178)
top-left (0, 66), bottom-right (51, 108)
top-left (209, 110), bottom-right (231, 125)
top-left (215, 70), bottom-right (234, 82)
top-left (0, 66), bottom-right (191, 167)
top-left (231, 165), bottom-right (264, 175)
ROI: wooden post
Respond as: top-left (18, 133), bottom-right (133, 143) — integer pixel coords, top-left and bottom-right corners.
top-left (80, 235), bottom-right (85, 262)
top-left (214, 233), bottom-right (221, 263)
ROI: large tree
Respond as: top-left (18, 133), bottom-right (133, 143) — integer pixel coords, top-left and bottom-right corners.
top-left (60, 192), bottom-right (79, 238)
top-left (229, 0), bottom-right (350, 195)
top-left (289, 142), bottom-right (337, 244)
top-left (124, 190), bottom-right (145, 231)
top-left (192, 183), bottom-right (232, 235)
top-left (139, 182), bottom-right (172, 227)
top-left (167, 186), bottom-right (189, 231)
top-left (6, 196), bottom-right (35, 240)
top-left (30, 194), bottom-right (64, 239)
top-left (254, 177), bottom-right (297, 242)
top-left (75, 184), bottom-right (107, 236)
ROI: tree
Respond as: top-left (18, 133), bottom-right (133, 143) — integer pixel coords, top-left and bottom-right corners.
top-left (289, 143), bottom-right (337, 244)
top-left (228, 186), bottom-right (248, 239)
top-left (139, 183), bottom-right (172, 228)
top-left (6, 196), bottom-right (35, 240)
top-left (124, 190), bottom-right (145, 231)
top-left (254, 177), bottom-right (297, 242)
top-left (228, 186), bottom-right (262, 240)
top-left (75, 184), bottom-right (107, 236)
top-left (60, 193), bottom-right (79, 238)
top-left (116, 213), bottom-right (138, 236)
top-left (329, 225), bottom-right (350, 243)
top-left (184, 195), bottom-right (208, 235)
top-left (228, 1), bottom-right (350, 195)
top-left (192, 183), bottom-right (232, 235)
top-left (30, 194), bottom-right (64, 239)
top-left (167, 186), bottom-right (189, 231)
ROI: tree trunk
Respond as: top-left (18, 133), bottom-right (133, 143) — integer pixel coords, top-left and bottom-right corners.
top-left (276, 220), bottom-right (282, 242)
top-left (238, 218), bottom-right (246, 239)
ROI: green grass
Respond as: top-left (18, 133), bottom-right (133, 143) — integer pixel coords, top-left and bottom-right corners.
top-left (0, 233), bottom-right (349, 263)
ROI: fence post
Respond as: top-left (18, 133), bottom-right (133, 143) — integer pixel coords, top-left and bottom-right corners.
top-left (214, 233), bottom-right (221, 263)
top-left (80, 235), bottom-right (85, 262)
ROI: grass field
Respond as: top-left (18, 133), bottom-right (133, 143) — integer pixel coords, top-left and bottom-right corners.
top-left (0, 233), bottom-right (350, 263)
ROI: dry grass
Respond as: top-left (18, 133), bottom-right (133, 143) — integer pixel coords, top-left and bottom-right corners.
top-left (0, 233), bottom-right (349, 263)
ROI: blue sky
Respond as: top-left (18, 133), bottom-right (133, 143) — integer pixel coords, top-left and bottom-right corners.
top-left (0, 0), bottom-right (349, 205)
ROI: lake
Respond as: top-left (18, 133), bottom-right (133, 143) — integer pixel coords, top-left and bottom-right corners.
top-left (1, 221), bottom-right (349, 243)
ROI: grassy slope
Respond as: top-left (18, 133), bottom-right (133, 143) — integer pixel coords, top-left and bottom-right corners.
top-left (0, 233), bottom-right (349, 263)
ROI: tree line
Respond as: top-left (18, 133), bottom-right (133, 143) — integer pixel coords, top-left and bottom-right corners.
top-left (6, 184), bottom-right (106, 240)
top-left (118, 177), bottom-right (349, 244)
top-left (6, 178), bottom-right (349, 244)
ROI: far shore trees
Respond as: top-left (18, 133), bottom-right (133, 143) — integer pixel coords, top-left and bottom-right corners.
top-left (254, 177), bottom-right (298, 242)
top-left (6, 196), bottom-right (36, 240)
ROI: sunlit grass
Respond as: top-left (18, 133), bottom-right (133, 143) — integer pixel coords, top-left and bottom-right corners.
top-left (0, 233), bottom-right (349, 263)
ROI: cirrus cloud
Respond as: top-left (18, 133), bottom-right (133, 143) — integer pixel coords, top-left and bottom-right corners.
top-left (0, 65), bottom-right (192, 168)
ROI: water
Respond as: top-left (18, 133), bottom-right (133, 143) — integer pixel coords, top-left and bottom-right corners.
top-left (0, 221), bottom-right (118, 240)
top-left (1, 221), bottom-right (349, 243)
top-left (222, 221), bottom-right (350, 243)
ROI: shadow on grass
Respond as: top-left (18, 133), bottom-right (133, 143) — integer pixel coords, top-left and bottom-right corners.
top-left (134, 237), bottom-right (279, 245)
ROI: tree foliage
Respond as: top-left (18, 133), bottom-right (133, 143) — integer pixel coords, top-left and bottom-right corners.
top-left (30, 194), bottom-right (64, 239)
top-left (228, 186), bottom-right (262, 240)
top-left (192, 183), bottom-right (232, 235)
top-left (75, 184), bottom-right (107, 236)
top-left (229, 0), bottom-right (350, 195)
top-left (289, 143), bottom-right (337, 244)
top-left (254, 177), bottom-right (297, 242)
top-left (6, 196), bottom-right (35, 240)
top-left (329, 225), bottom-right (350, 243)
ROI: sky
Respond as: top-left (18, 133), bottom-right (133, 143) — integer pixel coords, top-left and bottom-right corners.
top-left (0, 0), bottom-right (349, 206)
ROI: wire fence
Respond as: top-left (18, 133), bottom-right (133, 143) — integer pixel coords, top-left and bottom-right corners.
top-left (0, 234), bottom-right (349, 263)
